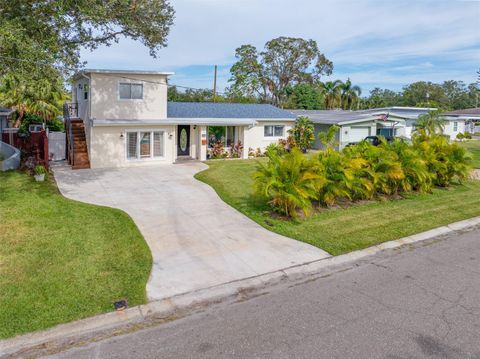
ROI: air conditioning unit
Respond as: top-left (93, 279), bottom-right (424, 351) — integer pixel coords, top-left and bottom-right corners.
top-left (29, 124), bottom-right (43, 133)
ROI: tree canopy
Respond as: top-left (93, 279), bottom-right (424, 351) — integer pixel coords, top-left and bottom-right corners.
top-left (0, 0), bottom-right (175, 124)
top-left (228, 37), bottom-right (333, 106)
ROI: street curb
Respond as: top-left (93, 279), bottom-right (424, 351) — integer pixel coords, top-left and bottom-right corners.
top-left (2, 216), bottom-right (480, 357)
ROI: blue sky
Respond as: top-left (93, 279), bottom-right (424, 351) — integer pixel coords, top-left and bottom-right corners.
top-left (80, 0), bottom-right (480, 95)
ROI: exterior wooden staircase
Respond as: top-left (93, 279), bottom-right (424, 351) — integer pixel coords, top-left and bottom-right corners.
top-left (66, 119), bottom-right (90, 169)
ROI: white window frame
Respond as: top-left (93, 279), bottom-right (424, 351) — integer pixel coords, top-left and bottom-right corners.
top-left (264, 125), bottom-right (285, 138)
top-left (453, 121), bottom-right (458, 132)
top-left (125, 129), bottom-right (166, 161)
top-left (118, 82), bottom-right (144, 100)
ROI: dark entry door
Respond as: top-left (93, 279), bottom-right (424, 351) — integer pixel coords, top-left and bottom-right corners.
top-left (177, 125), bottom-right (190, 156)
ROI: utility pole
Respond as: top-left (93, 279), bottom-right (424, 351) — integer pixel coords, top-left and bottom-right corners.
top-left (213, 65), bottom-right (217, 102)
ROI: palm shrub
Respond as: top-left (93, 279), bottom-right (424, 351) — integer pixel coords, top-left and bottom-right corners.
top-left (344, 141), bottom-right (405, 196)
top-left (253, 148), bottom-right (323, 217)
top-left (314, 149), bottom-right (353, 206)
top-left (413, 134), bottom-right (472, 186)
top-left (388, 140), bottom-right (432, 193)
top-left (288, 116), bottom-right (315, 152)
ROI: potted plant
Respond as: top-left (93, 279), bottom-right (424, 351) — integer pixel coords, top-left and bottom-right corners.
top-left (34, 165), bottom-right (46, 182)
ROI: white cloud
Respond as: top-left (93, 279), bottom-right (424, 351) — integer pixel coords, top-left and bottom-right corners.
top-left (80, 0), bottom-right (480, 91)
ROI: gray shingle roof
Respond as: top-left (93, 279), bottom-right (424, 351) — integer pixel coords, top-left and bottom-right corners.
top-left (167, 102), bottom-right (296, 119)
top-left (442, 108), bottom-right (480, 116)
top-left (290, 109), bottom-right (380, 124)
top-left (290, 107), bottom-right (436, 124)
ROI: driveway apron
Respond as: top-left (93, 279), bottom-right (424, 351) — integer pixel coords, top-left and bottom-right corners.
top-left (54, 162), bottom-right (330, 300)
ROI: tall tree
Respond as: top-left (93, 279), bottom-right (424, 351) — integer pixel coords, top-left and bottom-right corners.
top-left (284, 83), bottom-right (324, 110)
top-left (402, 81), bottom-right (448, 109)
top-left (228, 37), bottom-right (333, 106)
top-left (0, 0), bottom-right (174, 124)
top-left (339, 78), bottom-right (361, 110)
top-left (0, 0), bottom-right (175, 77)
top-left (320, 80), bottom-right (342, 109)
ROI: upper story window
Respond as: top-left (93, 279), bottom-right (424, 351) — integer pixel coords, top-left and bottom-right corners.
top-left (119, 83), bottom-right (143, 100)
top-left (264, 125), bottom-right (284, 137)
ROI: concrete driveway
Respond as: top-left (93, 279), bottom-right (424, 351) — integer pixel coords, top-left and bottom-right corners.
top-left (54, 162), bottom-right (329, 300)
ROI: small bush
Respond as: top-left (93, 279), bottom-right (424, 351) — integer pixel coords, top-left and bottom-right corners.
top-left (288, 116), bottom-right (315, 152)
top-left (34, 165), bottom-right (46, 175)
top-left (209, 141), bottom-right (227, 159)
top-left (229, 141), bottom-right (243, 158)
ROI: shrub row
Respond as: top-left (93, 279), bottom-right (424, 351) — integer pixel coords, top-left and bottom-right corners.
top-left (254, 134), bottom-right (472, 218)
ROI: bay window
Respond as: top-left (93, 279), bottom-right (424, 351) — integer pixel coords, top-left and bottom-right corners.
top-left (126, 130), bottom-right (165, 160)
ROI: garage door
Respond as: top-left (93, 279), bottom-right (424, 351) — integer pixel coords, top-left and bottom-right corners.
top-left (349, 127), bottom-right (370, 143)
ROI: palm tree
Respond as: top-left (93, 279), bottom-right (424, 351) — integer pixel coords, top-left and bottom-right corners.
top-left (339, 78), bottom-right (361, 110)
top-left (0, 75), bottom-right (30, 127)
top-left (0, 76), bottom-right (67, 127)
top-left (413, 111), bottom-right (446, 136)
top-left (320, 80), bottom-right (342, 109)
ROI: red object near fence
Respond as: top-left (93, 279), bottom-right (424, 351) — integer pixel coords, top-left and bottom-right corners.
top-left (1, 130), bottom-right (49, 169)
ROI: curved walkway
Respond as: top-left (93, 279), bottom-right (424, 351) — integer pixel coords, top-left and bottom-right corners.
top-left (54, 162), bottom-right (330, 300)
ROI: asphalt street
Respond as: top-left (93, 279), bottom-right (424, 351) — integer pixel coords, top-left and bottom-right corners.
top-left (47, 227), bottom-right (480, 359)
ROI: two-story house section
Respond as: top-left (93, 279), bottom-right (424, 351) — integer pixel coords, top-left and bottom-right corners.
top-left (66, 69), bottom-right (296, 169)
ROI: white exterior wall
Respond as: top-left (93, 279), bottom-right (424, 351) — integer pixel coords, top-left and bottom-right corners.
top-left (89, 125), bottom-right (176, 168)
top-left (90, 73), bottom-right (168, 120)
top-left (73, 72), bottom-right (170, 166)
top-left (243, 121), bottom-right (295, 153)
top-left (444, 120), bottom-right (465, 140)
top-left (74, 77), bottom-right (90, 121)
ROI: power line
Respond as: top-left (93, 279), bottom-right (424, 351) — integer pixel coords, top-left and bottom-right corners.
top-left (0, 54), bottom-right (229, 96)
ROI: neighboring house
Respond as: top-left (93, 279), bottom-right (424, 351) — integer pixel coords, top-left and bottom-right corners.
top-left (441, 108), bottom-right (480, 136)
top-left (291, 106), bottom-right (473, 149)
top-left (290, 108), bottom-right (408, 150)
top-left (68, 69), bottom-right (295, 169)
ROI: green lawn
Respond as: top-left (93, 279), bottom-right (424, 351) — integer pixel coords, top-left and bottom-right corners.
top-left (459, 140), bottom-right (480, 168)
top-left (195, 159), bottom-right (480, 256)
top-left (0, 171), bottom-right (152, 339)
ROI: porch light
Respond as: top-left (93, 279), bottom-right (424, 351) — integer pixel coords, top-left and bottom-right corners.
top-left (120, 132), bottom-right (124, 139)
top-left (193, 125), bottom-right (197, 130)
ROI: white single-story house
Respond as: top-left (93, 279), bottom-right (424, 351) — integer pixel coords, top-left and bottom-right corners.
top-left (292, 106), bottom-right (471, 148)
top-left (441, 108), bottom-right (480, 136)
top-left (68, 69), bottom-right (295, 169)
top-left (291, 109), bottom-right (407, 149)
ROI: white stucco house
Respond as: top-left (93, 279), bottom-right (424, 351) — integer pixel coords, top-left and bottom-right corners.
top-left (291, 108), bottom-right (409, 150)
top-left (292, 106), bottom-right (469, 149)
top-left (441, 108), bottom-right (480, 136)
top-left (67, 69), bottom-right (296, 169)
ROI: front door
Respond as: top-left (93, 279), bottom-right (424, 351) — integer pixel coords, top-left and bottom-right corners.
top-left (177, 125), bottom-right (190, 156)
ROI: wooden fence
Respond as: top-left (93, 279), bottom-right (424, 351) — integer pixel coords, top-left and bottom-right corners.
top-left (1, 130), bottom-right (49, 169)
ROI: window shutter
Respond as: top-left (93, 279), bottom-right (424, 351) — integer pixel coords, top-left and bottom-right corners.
top-left (154, 132), bottom-right (164, 157)
top-left (127, 132), bottom-right (137, 159)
